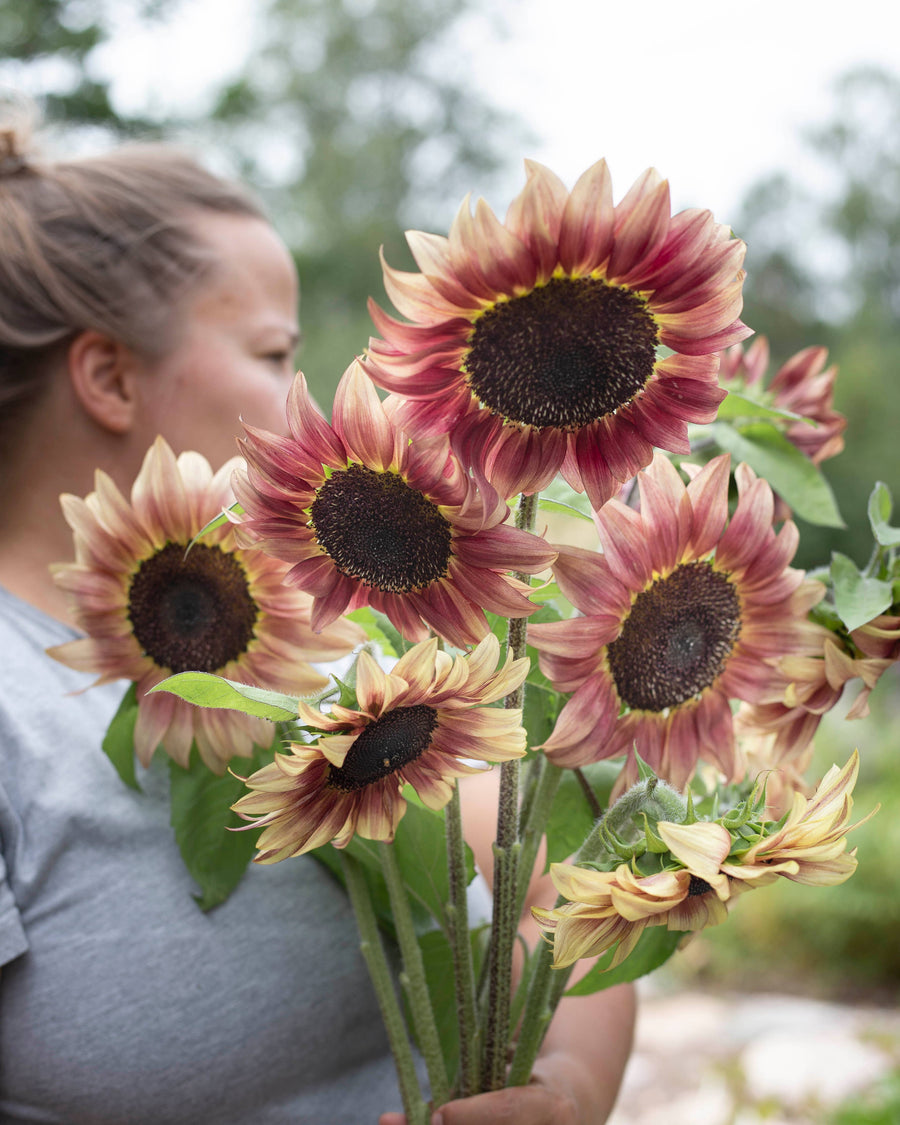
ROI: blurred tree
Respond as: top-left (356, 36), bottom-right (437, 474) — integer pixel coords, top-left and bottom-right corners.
top-left (0, 0), bottom-right (174, 136)
top-left (733, 66), bottom-right (900, 567)
top-left (208, 0), bottom-right (522, 402)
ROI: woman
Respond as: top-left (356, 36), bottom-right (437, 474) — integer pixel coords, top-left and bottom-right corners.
top-left (0, 109), bottom-right (634, 1123)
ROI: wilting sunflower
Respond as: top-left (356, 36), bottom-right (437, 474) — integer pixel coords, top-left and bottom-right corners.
top-left (534, 755), bottom-right (866, 970)
top-left (723, 751), bottom-right (868, 888)
top-left (528, 454), bottom-right (825, 791)
top-left (48, 437), bottom-right (362, 773)
top-left (233, 360), bottom-right (556, 649)
top-left (232, 634), bottom-right (528, 860)
top-left (365, 159), bottom-right (749, 508)
top-left (532, 820), bottom-right (750, 969)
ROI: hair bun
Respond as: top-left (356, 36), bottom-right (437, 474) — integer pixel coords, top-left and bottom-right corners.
top-left (0, 90), bottom-right (38, 177)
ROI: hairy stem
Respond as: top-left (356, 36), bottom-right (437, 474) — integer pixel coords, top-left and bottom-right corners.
top-left (340, 851), bottom-right (429, 1125)
top-left (379, 841), bottom-right (451, 1109)
top-left (480, 490), bottom-right (538, 1091)
top-left (513, 755), bottom-right (563, 922)
top-left (445, 784), bottom-right (479, 1097)
top-left (506, 818), bottom-right (610, 1086)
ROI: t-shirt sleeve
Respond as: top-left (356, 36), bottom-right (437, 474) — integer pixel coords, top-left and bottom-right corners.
top-left (0, 850), bottom-right (27, 968)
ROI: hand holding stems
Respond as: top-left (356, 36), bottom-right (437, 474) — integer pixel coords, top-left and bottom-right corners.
top-left (376, 982), bottom-right (636, 1125)
top-left (422, 768), bottom-right (638, 1125)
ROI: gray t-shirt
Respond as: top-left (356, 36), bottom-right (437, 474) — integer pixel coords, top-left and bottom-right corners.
top-left (0, 586), bottom-right (408, 1123)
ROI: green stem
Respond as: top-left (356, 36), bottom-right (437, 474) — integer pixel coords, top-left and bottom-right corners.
top-left (479, 754), bottom-right (521, 1090)
top-left (379, 841), bottom-right (451, 1109)
top-left (480, 490), bottom-right (538, 1091)
top-left (445, 784), bottom-right (479, 1098)
top-left (517, 752), bottom-right (542, 837)
top-left (506, 940), bottom-right (558, 1087)
top-left (340, 851), bottom-right (429, 1125)
top-left (507, 818), bottom-right (609, 1087)
top-left (574, 766), bottom-right (602, 819)
top-left (514, 756), bottom-right (563, 922)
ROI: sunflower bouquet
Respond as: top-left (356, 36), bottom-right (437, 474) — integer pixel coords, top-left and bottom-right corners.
top-left (50, 159), bottom-right (894, 1122)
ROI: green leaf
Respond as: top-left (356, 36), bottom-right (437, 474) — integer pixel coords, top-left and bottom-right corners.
top-left (867, 481), bottom-right (900, 547)
top-left (537, 497), bottom-right (594, 522)
top-left (527, 582), bottom-right (565, 607)
top-left (522, 680), bottom-right (561, 751)
top-left (416, 929), bottom-right (460, 1079)
top-left (310, 794), bottom-right (474, 937)
top-left (168, 741), bottom-right (276, 911)
top-left (564, 926), bottom-right (683, 995)
top-left (416, 926), bottom-right (487, 1082)
top-left (544, 762), bottom-right (619, 868)
top-left (716, 391), bottom-right (805, 424)
top-left (102, 683), bottom-right (141, 791)
top-left (393, 793), bottom-right (473, 930)
top-left (710, 420), bottom-right (844, 527)
top-left (328, 672), bottom-right (360, 711)
top-left (186, 502), bottom-right (243, 551)
top-left (312, 837), bottom-right (396, 935)
top-left (151, 672), bottom-right (298, 721)
top-left (831, 552), bottom-right (894, 632)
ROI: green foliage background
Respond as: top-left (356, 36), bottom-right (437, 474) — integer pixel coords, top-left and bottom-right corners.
top-left (731, 67), bottom-right (900, 569)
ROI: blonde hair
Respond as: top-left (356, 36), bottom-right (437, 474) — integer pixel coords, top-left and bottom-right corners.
top-left (0, 98), bottom-right (266, 444)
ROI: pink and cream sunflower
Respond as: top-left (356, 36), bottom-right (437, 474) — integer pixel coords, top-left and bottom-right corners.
top-left (233, 360), bottom-right (556, 649)
top-left (528, 454), bottom-right (825, 791)
top-left (719, 336), bottom-right (846, 467)
top-left (533, 754), bottom-right (866, 970)
top-left (232, 634), bottom-right (528, 860)
top-left (723, 751), bottom-right (868, 888)
top-left (532, 820), bottom-right (752, 970)
top-left (48, 437), bottom-right (362, 773)
top-left (365, 158), bottom-right (750, 508)
top-left (849, 613), bottom-right (900, 713)
top-left (734, 626), bottom-right (893, 787)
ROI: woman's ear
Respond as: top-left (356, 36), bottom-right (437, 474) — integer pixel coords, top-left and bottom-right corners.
top-left (66, 330), bottom-right (141, 435)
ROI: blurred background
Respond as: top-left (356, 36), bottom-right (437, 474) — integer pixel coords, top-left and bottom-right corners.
top-left (6, 1), bottom-right (898, 1119)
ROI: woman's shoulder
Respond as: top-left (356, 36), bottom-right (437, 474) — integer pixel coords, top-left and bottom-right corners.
top-left (0, 583), bottom-right (122, 753)
top-left (0, 584), bottom-right (86, 686)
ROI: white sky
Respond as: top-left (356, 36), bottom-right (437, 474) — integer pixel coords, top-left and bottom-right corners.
top-left (96, 0), bottom-right (897, 229)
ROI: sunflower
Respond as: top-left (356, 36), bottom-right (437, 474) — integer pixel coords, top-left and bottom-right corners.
top-left (719, 336), bottom-right (846, 467)
top-left (365, 159), bottom-right (749, 508)
top-left (533, 754), bottom-right (866, 970)
top-left (48, 437), bottom-right (363, 773)
top-left (233, 360), bottom-right (556, 649)
top-left (734, 628), bottom-right (892, 783)
top-left (722, 751), bottom-right (868, 888)
top-left (848, 613), bottom-right (900, 715)
top-left (532, 820), bottom-right (749, 970)
top-left (528, 454), bottom-right (825, 791)
top-left (232, 634), bottom-right (528, 860)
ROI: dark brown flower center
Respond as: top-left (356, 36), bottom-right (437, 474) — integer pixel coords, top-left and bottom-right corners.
top-left (607, 562), bottom-right (741, 712)
top-left (327, 704), bottom-right (439, 791)
top-left (128, 541), bottom-right (258, 673)
top-left (310, 463), bottom-right (453, 593)
top-left (687, 875), bottom-right (713, 897)
top-left (462, 276), bottom-right (658, 430)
